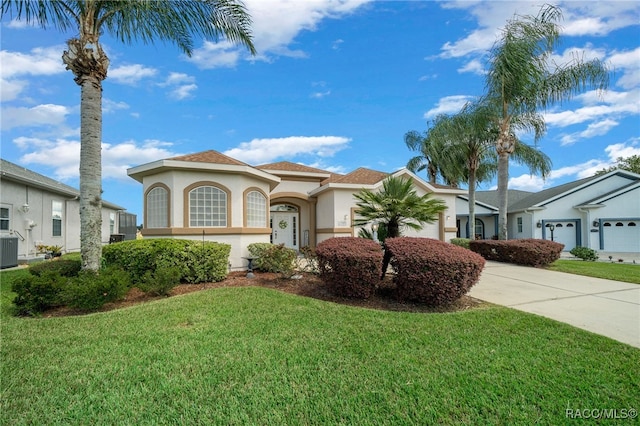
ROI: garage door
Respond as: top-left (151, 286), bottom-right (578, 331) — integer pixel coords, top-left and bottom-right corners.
top-left (547, 222), bottom-right (576, 251)
top-left (602, 221), bottom-right (640, 252)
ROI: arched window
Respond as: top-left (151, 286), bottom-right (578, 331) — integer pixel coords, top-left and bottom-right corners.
top-left (147, 186), bottom-right (169, 228)
top-left (555, 223), bottom-right (563, 228)
top-left (566, 223), bottom-right (574, 227)
top-left (189, 186), bottom-right (227, 227)
top-left (629, 222), bottom-right (637, 227)
top-left (603, 222), bottom-right (612, 227)
top-left (246, 190), bottom-right (267, 227)
top-left (615, 222), bottom-right (624, 227)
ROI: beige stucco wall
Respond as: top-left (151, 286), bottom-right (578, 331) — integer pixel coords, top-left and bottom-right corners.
top-left (1, 179), bottom-right (120, 257)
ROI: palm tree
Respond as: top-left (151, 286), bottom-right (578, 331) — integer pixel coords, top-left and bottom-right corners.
top-left (353, 175), bottom-right (447, 278)
top-left (485, 4), bottom-right (609, 239)
top-left (1, 0), bottom-right (255, 271)
top-left (353, 175), bottom-right (447, 239)
top-left (424, 102), bottom-right (498, 239)
top-left (405, 127), bottom-right (459, 187)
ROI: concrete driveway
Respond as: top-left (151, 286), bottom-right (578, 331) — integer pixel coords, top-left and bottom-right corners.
top-left (469, 261), bottom-right (640, 348)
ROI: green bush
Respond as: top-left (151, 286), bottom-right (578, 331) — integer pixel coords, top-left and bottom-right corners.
top-left (248, 243), bottom-right (297, 278)
top-left (102, 239), bottom-right (230, 284)
top-left (569, 246), bottom-right (599, 261)
top-left (12, 271), bottom-right (67, 316)
top-left (450, 238), bottom-right (471, 250)
top-left (138, 266), bottom-right (182, 296)
top-left (29, 259), bottom-right (81, 278)
top-left (246, 243), bottom-right (274, 271)
top-left (316, 237), bottom-right (383, 299)
top-left (62, 267), bottom-right (130, 311)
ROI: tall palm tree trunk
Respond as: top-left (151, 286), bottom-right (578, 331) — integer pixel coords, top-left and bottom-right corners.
top-left (78, 75), bottom-right (103, 271)
top-left (63, 38), bottom-right (109, 271)
top-left (468, 168), bottom-right (477, 239)
top-left (496, 151), bottom-right (510, 240)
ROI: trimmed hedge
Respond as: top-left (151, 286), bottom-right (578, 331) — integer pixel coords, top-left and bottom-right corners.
top-left (61, 267), bottom-right (130, 311)
top-left (29, 259), bottom-right (81, 278)
top-left (385, 237), bottom-right (485, 306)
top-left (450, 238), bottom-right (471, 250)
top-left (570, 246), bottom-right (598, 261)
top-left (316, 237), bottom-right (383, 299)
top-left (12, 271), bottom-right (68, 316)
top-left (102, 239), bottom-right (231, 284)
top-left (469, 239), bottom-right (564, 267)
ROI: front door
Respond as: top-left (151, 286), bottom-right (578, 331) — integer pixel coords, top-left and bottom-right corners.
top-left (271, 212), bottom-right (298, 250)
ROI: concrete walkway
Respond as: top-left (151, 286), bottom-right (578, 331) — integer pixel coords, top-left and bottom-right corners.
top-left (469, 261), bottom-right (640, 348)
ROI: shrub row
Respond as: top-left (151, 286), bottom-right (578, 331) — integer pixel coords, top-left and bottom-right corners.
top-left (469, 239), bottom-right (563, 267)
top-left (316, 237), bottom-right (383, 299)
top-left (12, 266), bottom-right (131, 315)
top-left (385, 237), bottom-right (485, 305)
top-left (102, 239), bottom-right (231, 284)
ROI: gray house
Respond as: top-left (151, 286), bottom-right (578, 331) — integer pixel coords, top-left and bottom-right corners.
top-left (0, 159), bottom-right (134, 264)
top-left (456, 169), bottom-right (640, 254)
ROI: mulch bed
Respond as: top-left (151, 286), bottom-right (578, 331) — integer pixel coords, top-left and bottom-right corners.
top-left (43, 271), bottom-right (487, 317)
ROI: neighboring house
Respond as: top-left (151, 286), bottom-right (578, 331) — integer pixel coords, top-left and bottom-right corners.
top-left (456, 169), bottom-right (640, 253)
top-left (0, 159), bottom-right (132, 260)
top-left (127, 150), bottom-right (465, 269)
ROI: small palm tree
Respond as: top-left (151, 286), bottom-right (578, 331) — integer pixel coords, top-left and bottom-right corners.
top-left (485, 4), bottom-right (609, 239)
top-left (353, 176), bottom-right (447, 238)
top-left (1, 0), bottom-right (255, 271)
top-left (353, 175), bottom-right (447, 278)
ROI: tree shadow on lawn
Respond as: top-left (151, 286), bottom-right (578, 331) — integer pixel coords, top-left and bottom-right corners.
top-left (42, 271), bottom-right (487, 317)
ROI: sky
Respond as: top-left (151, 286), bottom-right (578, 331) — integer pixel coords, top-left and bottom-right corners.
top-left (1, 0), bottom-right (639, 223)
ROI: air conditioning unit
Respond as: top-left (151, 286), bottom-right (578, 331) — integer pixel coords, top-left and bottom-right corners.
top-left (0, 237), bottom-right (19, 269)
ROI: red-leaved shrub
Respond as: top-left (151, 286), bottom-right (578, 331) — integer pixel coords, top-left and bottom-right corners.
top-left (316, 237), bottom-right (383, 299)
top-left (385, 237), bottom-right (485, 306)
top-left (469, 239), bottom-right (564, 267)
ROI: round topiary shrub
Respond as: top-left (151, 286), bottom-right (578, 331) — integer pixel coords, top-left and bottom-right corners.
top-left (316, 237), bottom-right (383, 299)
top-left (385, 237), bottom-right (485, 306)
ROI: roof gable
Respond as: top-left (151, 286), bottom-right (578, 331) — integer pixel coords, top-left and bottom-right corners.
top-left (330, 167), bottom-right (389, 185)
top-left (1, 158), bottom-right (124, 210)
top-left (256, 161), bottom-right (333, 175)
top-left (169, 150), bottom-right (249, 166)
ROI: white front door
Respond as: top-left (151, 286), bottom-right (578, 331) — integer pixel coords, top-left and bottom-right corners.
top-left (271, 212), bottom-right (298, 250)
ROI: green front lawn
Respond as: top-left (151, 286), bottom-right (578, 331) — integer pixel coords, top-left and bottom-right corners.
top-left (1, 268), bottom-right (638, 425)
top-left (548, 259), bottom-right (640, 284)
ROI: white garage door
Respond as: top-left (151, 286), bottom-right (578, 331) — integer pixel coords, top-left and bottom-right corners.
top-left (603, 221), bottom-right (640, 252)
top-left (548, 222), bottom-right (576, 251)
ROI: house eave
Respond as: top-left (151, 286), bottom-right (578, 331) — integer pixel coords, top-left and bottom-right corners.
top-left (128, 159), bottom-right (282, 190)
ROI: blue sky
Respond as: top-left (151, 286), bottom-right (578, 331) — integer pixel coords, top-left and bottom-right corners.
top-left (1, 0), bottom-right (639, 222)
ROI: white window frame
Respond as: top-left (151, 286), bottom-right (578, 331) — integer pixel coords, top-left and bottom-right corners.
top-left (246, 190), bottom-right (267, 228)
top-left (146, 186), bottom-right (169, 228)
top-left (52, 200), bottom-right (63, 237)
top-left (189, 186), bottom-right (227, 227)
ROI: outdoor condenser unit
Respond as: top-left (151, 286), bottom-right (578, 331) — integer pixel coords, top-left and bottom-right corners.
top-left (0, 237), bottom-right (19, 269)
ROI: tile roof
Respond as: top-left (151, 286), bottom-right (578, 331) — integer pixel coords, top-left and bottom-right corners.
top-left (168, 150), bottom-right (249, 166)
top-left (474, 189), bottom-right (535, 209)
top-left (256, 161), bottom-right (334, 175)
top-left (0, 158), bottom-right (124, 210)
top-left (328, 167), bottom-right (389, 185)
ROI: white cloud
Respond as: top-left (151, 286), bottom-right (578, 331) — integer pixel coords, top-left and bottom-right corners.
top-left (508, 174), bottom-right (547, 192)
top-left (608, 47), bottom-right (640, 90)
top-left (108, 64), bottom-right (157, 85)
top-left (0, 78), bottom-right (27, 102)
top-left (188, 0), bottom-right (371, 68)
top-left (17, 137), bottom-right (177, 181)
top-left (224, 136), bottom-right (351, 164)
top-left (457, 59), bottom-right (485, 75)
top-left (0, 46), bottom-right (65, 79)
top-left (1, 104), bottom-right (70, 130)
top-left (310, 90), bottom-right (331, 99)
top-left (559, 119), bottom-right (619, 146)
top-left (103, 99), bottom-right (130, 114)
top-left (169, 83), bottom-right (198, 100)
top-left (424, 95), bottom-right (475, 119)
top-left (159, 72), bottom-right (198, 100)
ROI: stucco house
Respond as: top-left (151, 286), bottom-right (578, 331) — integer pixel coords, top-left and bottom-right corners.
top-left (456, 169), bottom-right (640, 253)
top-left (127, 150), bottom-right (465, 269)
top-left (0, 159), bottom-right (133, 263)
